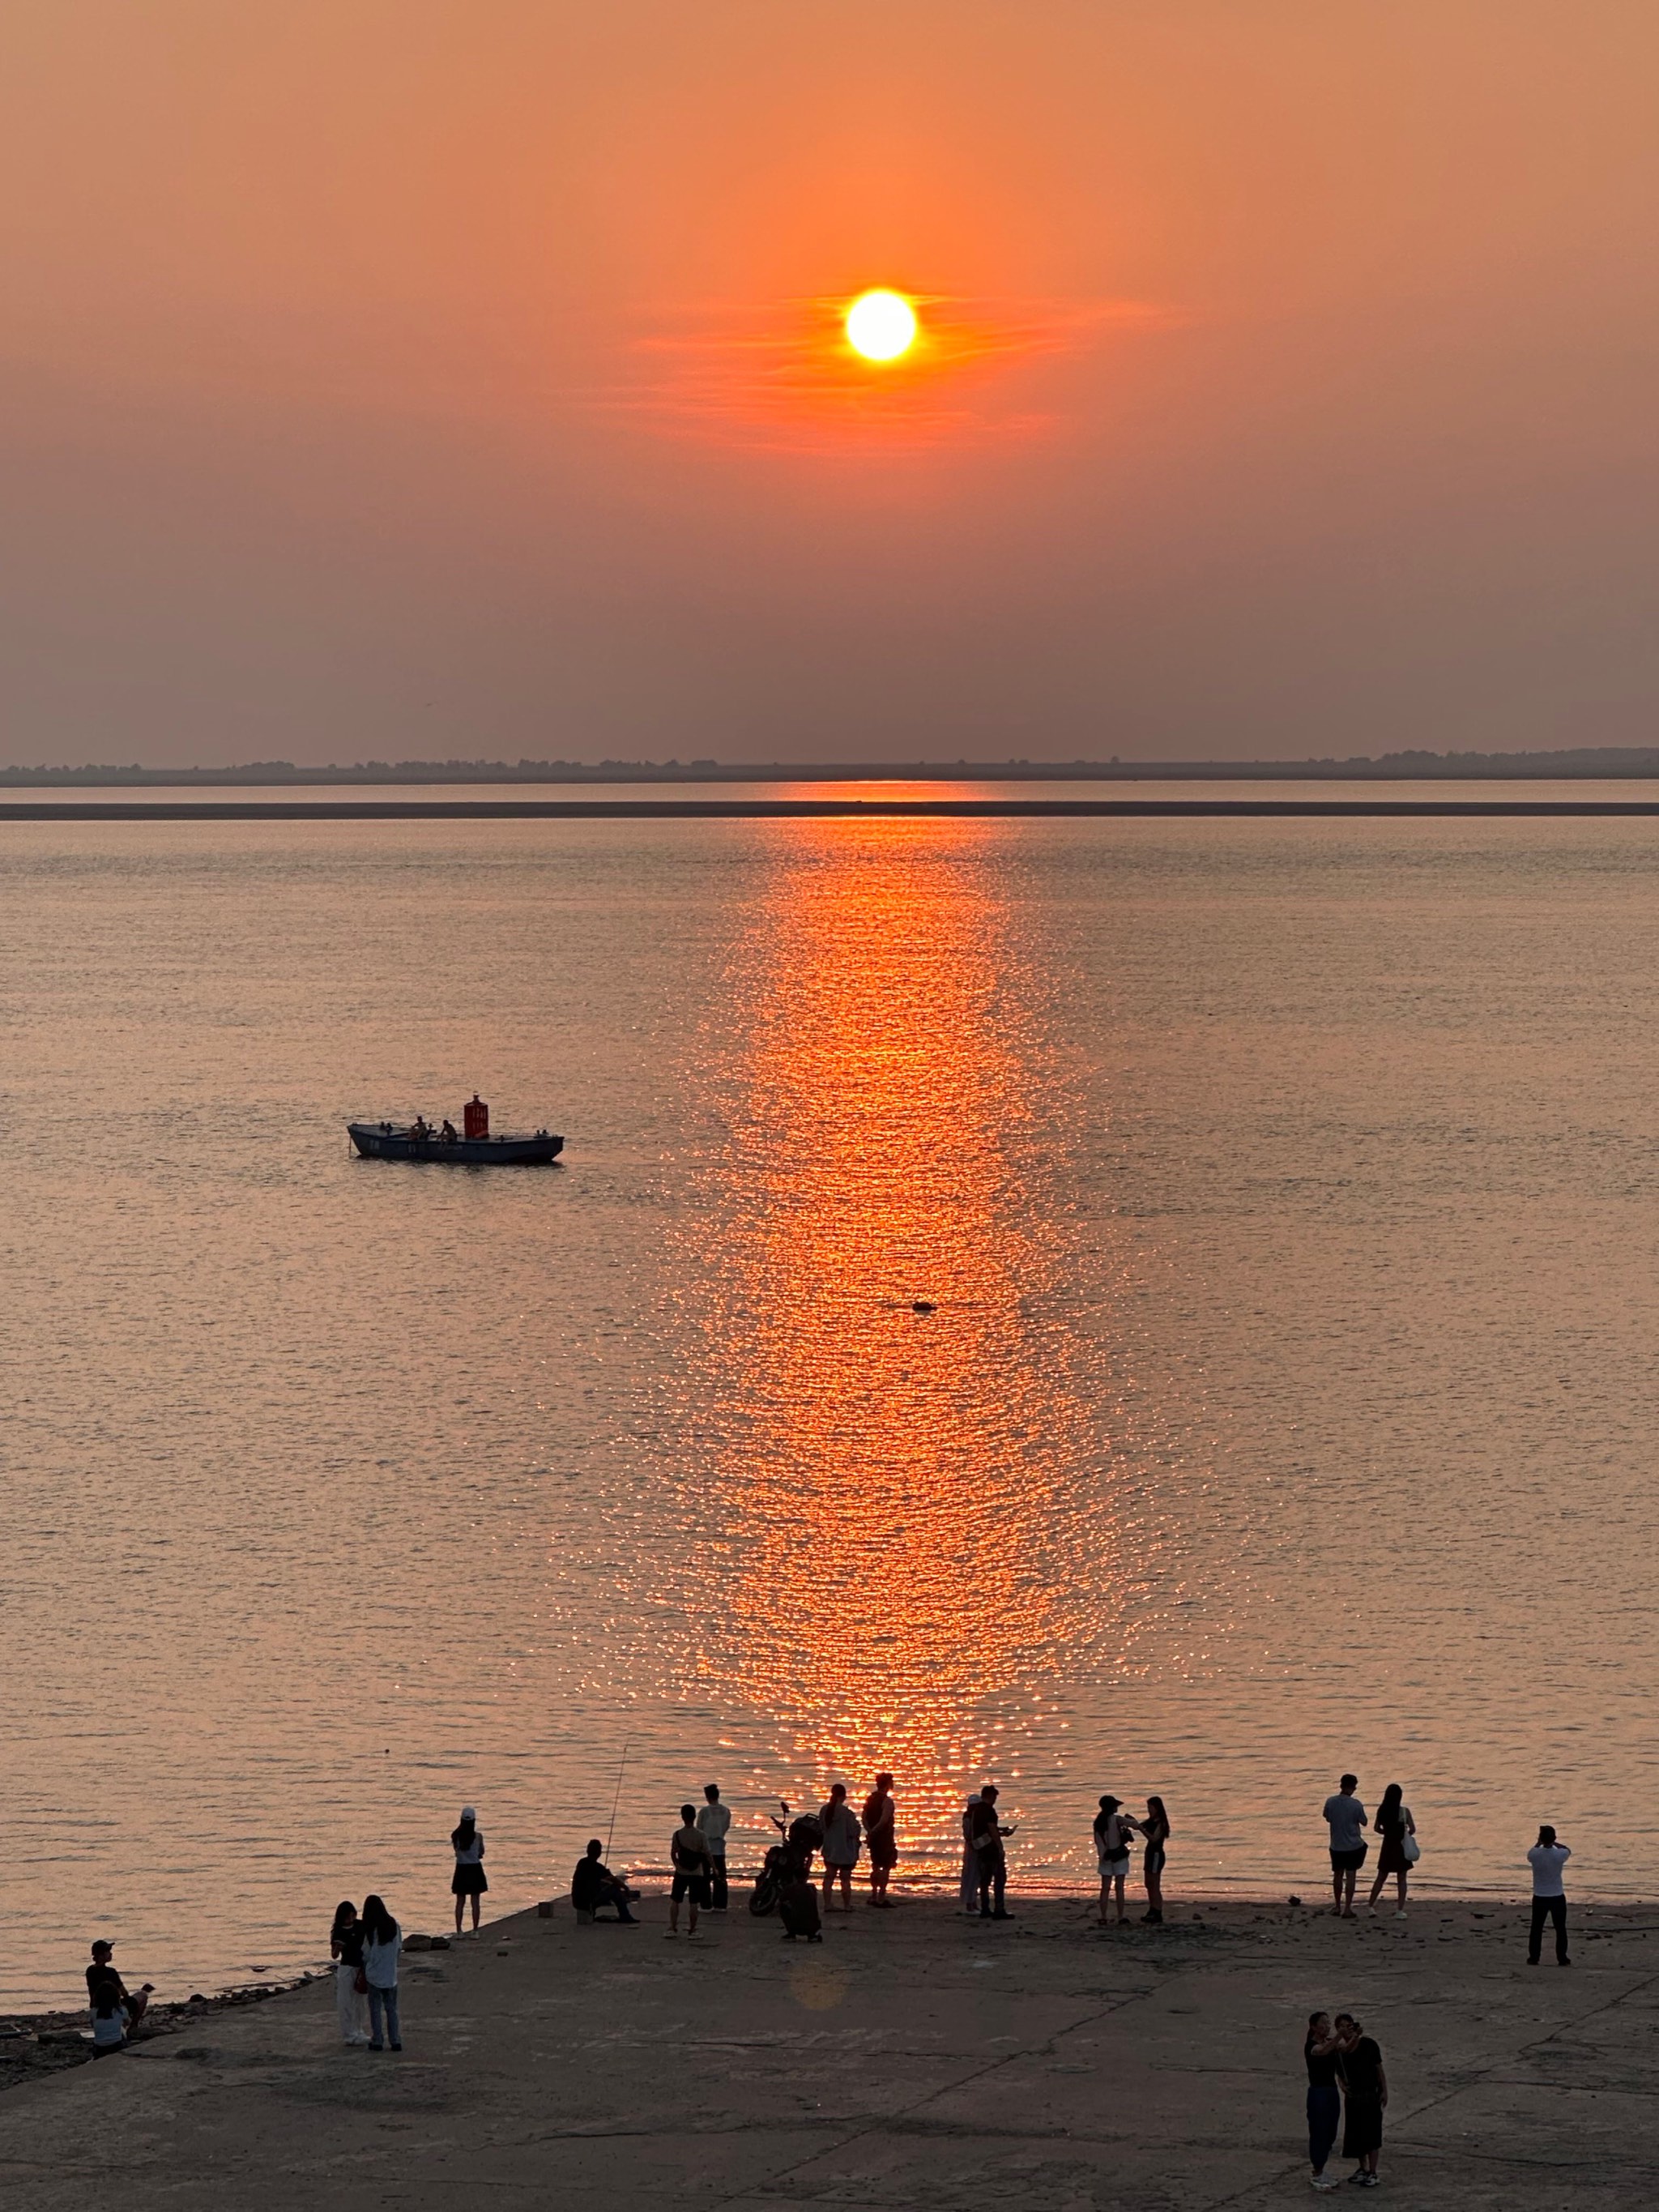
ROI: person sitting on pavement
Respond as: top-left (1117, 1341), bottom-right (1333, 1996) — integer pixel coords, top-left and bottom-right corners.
top-left (570, 1839), bottom-right (638, 1923)
top-left (86, 1941), bottom-right (151, 2046)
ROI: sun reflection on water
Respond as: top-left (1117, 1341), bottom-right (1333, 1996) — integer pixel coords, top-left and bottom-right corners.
top-left (667, 819), bottom-right (1154, 1865)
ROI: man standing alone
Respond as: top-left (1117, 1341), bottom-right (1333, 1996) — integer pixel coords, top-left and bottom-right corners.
top-left (697, 1783), bottom-right (731, 1912)
top-left (1527, 1825), bottom-right (1572, 1966)
top-left (1323, 1775), bottom-right (1367, 1918)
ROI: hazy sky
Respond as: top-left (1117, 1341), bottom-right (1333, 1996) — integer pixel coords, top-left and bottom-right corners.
top-left (2, 1), bottom-right (1657, 766)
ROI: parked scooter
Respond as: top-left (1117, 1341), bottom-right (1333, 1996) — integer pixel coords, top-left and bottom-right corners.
top-left (748, 1800), bottom-right (824, 1916)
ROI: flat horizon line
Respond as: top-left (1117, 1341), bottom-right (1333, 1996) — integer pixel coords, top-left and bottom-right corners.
top-left (10, 796), bottom-right (1659, 822)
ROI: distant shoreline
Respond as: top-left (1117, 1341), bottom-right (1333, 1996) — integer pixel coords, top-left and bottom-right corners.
top-left (9, 796), bottom-right (1659, 820)
top-left (13, 748), bottom-right (1659, 787)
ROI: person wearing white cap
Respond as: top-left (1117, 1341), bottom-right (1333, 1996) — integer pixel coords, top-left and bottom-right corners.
top-left (450, 1805), bottom-right (488, 1934)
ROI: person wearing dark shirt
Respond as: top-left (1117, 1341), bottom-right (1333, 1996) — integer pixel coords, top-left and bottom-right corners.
top-left (667, 1806), bottom-right (712, 1938)
top-left (330, 1901), bottom-right (371, 2045)
top-left (1335, 2013), bottom-right (1388, 2188)
top-left (1304, 2010), bottom-right (1342, 2189)
top-left (85, 1941), bottom-right (150, 2042)
top-left (570, 1838), bottom-right (638, 1923)
top-left (968, 1784), bottom-right (1016, 1920)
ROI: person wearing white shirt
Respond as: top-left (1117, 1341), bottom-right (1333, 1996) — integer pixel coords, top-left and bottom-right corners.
top-left (1526, 1826), bottom-right (1572, 1966)
top-left (360, 1894), bottom-right (403, 2050)
top-left (697, 1784), bottom-right (732, 1912)
top-left (1322, 1776), bottom-right (1368, 1919)
top-left (818, 1783), bottom-right (863, 1913)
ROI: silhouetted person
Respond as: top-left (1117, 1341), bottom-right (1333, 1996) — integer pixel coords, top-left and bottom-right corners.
top-left (1367, 1783), bottom-right (1416, 1917)
top-left (571, 1838), bottom-right (638, 1923)
top-left (1094, 1794), bottom-right (1138, 1925)
top-left (1141, 1795), bottom-right (1171, 1924)
top-left (697, 1784), bottom-right (731, 1912)
top-left (819, 1782), bottom-right (861, 1912)
top-left (1304, 2009), bottom-right (1342, 2189)
top-left (779, 1868), bottom-right (822, 1941)
top-left (958, 1790), bottom-right (983, 1912)
top-left (1335, 2013), bottom-right (1386, 2186)
top-left (863, 1773), bottom-right (897, 1907)
top-left (667, 1804), bottom-right (711, 1938)
top-left (968, 1783), bottom-right (1015, 1919)
top-left (330, 1900), bottom-right (371, 2045)
top-left (1323, 1775), bottom-right (1367, 1917)
top-left (450, 1804), bottom-right (487, 1935)
top-left (360, 1894), bottom-right (402, 2051)
top-left (85, 1941), bottom-right (150, 2047)
top-left (1527, 1824), bottom-right (1572, 1965)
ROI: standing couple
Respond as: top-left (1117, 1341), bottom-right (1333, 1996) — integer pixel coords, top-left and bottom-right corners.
top-left (1324, 1776), bottom-right (1418, 1919)
top-left (958, 1784), bottom-right (1016, 1919)
top-left (818, 1774), bottom-right (899, 1910)
top-left (1305, 2010), bottom-right (1387, 2189)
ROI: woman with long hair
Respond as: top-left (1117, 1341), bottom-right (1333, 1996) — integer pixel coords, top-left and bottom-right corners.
top-left (1140, 1796), bottom-right (1171, 1924)
top-left (329, 1899), bottom-right (371, 2047)
top-left (450, 1805), bottom-right (488, 1935)
top-left (360, 1894), bottom-right (403, 2051)
top-left (1093, 1796), bottom-right (1138, 1927)
top-left (1367, 1783), bottom-right (1416, 1917)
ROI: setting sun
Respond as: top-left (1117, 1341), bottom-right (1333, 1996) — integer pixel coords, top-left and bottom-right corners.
top-left (846, 288), bottom-right (919, 362)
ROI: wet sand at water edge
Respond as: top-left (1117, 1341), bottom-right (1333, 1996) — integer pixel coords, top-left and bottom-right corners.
top-left (1, 1895), bottom-right (1653, 2210)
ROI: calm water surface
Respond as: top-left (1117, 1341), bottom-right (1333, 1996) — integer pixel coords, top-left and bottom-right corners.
top-left (3, 814), bottom-right (1657, 2006)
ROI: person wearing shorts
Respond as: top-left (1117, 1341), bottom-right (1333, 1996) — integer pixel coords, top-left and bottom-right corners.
top-left (862, 1774), bottom-right (898, 1907)
top-left (1323, 1775), bottom-right (1368, 1918)
top-left (667, 1805), bottom-right (712, 1938)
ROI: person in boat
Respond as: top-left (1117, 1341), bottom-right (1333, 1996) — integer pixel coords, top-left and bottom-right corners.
top-left (440, 1119), bottom-right (459, 1144)
top-left (410, 1116), bottom-right (431, 1143)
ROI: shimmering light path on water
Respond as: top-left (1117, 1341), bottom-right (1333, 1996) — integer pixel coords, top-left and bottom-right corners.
top-left (2, 813), bottom-right (1657, 2006)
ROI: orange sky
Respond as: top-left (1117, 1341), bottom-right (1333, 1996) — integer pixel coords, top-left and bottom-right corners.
top-left (2, 1), bottom-right (1657, 762)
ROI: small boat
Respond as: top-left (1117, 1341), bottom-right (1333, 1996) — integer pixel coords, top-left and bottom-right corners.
top-left (348, 1095), bottom-right (563, 1165)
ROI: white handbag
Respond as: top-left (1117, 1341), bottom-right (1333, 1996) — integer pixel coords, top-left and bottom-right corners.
top-left (1402, 1831), bottom-right (1422, 1864)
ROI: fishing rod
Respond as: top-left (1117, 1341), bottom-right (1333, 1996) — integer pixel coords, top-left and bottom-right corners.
top-left (604, 1737), bottom-right (632, 1862)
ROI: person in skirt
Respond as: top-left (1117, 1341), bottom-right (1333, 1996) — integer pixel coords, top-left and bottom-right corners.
top-left (451, 1805), bottom-right (488, 1934)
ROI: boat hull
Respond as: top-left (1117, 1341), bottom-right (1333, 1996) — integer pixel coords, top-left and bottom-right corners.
top-left (348, 1122), bottom-right (564, 1165)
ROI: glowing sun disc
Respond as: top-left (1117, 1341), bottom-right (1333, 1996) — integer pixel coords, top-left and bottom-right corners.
top-left (846, 289), bottom-right (919, 362)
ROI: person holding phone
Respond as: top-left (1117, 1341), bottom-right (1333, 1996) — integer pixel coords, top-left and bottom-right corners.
top-left (1527, 1825), bottom-right (1572, 1965)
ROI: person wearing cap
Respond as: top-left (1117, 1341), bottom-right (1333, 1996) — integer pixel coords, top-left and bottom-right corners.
top-left (85, 1941), bottom-right (151, 2043)
top-left (450, 1806), bottom-right (487, 1935)
top-left (1093, 1795), bottom-right (1140, 1927)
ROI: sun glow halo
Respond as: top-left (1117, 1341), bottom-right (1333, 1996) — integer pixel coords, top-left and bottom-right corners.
top-left (845, 289), bottom-right (919, 363)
